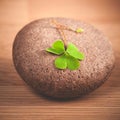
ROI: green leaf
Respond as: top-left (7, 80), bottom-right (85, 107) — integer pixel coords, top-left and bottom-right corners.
top-left (67, 43), bottom-right (78, 51)
top-left (52, 39), bottom-right (65, 51)
top-left (76, 28), bottom-right (84, 33)
top-left (55, 54), bottom-right (80, 70)
top-left (75, 52), bottom-right (84, 60)
top-left (46, 48), bottom-right (63, 55)
top-left (46, 40), bottom-right (65, 55)
top-left (66, 55), bottom-right (80, 70)
top-left (55, 54), bottom-right (67, 69)
top-left (46, 40), bottom-right (84, 70)
top-left (66, 43), bottom-right (84, 60)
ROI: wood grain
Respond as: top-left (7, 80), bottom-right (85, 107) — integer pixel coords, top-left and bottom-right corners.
top-left (0, 0), bottom-right (120, 120)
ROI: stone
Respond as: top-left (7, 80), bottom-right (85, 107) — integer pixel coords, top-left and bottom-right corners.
top-left (13, 18), bottom-right (115, 99)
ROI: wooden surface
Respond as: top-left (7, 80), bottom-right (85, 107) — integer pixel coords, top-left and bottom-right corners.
top-left (0, 0), bottom-right (120, 120)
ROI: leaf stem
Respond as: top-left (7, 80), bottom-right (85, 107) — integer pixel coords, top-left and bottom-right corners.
top-left (51, 19), bottom-right (83, 49)
top-left (51, 19), bottom-right (77, 32)
top-left (51, 19), bottom-right (68, 49)
top-left (58, 29), bottom-right (67, 50)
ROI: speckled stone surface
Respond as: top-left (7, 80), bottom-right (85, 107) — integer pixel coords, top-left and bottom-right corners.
top-left (13, 18), bottom-right (115, 99)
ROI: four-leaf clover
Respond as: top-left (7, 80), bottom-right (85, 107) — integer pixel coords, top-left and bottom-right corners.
top-left (46, 40), bottom-right (84, 70)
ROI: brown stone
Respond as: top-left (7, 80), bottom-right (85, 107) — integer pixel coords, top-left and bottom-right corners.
top-left (12, 18), bottom-right (115, 99)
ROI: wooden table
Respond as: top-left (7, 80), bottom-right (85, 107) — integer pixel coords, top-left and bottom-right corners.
top-left (0, 0), bottom-right (120, 120)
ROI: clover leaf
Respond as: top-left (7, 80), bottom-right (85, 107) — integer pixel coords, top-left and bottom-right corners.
top-left (55, 54), bottom-right (67, 69)
top-left (46, 20), bottom-right (84, 70)
top-left (66, 54), bottom-right (80, 70)
top-left (55, 53), bottom-right (80, 70)
top-left (66, 43), bottom-right (84, 60)
top-left (46, 40), bottom-right (65, 55)
top-left (46, 40), bottom-right (84, 70)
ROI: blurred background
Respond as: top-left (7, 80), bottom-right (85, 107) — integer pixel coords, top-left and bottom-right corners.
top-left (0, 0), bottom-right (120, 120)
